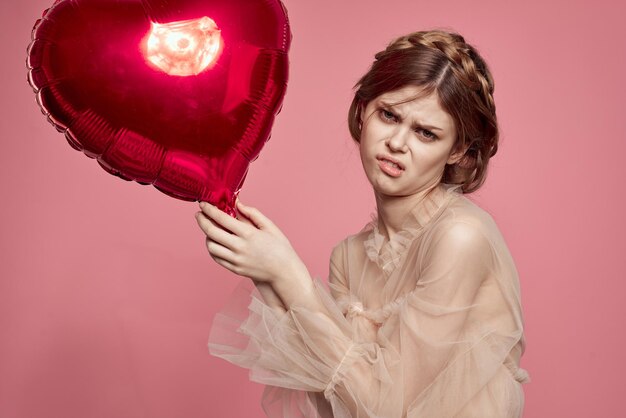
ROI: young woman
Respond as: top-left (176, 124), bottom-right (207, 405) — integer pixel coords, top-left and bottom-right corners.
top-left (195, 29), bottom-right (530, 418)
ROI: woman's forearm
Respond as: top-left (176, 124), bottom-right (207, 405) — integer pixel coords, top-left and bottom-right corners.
top-left (270, 263), bottom-right (369, 416)
top-left (271, 263), bottom-right (335, 318)
top-left (254, 281), bottom-right (287, 314)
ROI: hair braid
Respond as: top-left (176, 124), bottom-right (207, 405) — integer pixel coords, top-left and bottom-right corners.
top-left (387, 31), bottom-right (496, 117)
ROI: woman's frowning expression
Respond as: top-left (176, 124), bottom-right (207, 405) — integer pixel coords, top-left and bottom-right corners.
top-left (359, 85), bottom-right (463, 198)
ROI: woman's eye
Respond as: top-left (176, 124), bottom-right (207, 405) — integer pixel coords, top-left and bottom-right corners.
top-left (416, 128), bottom-right (437, 141)
top-left (380, 109), bottom-right (396, 122)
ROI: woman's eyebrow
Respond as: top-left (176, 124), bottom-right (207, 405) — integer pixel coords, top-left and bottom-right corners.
top-left (414, 122), bottom-right (443, 132)
top-left (378, 100), bottom-right (397, 111)
top-left (378, 100), bottom-right (444, 132)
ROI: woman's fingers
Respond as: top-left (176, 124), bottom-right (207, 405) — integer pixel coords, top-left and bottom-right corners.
top-left (195, 211), bottom-right (240, 252)
top-left (209, 248), bottom-right (242, 275)
top-left (195, 199), bottom-right (291, 283)
top-left (235, 207), bottom-right (255, 227)
top-left (199, 201), bottom-right (250, 237)
top-left (204, 236), bottom-right (236, 263)
top-left (236, 200), bottom-right (276, 232)
top-left (195, 211), bottom-right (246, 275)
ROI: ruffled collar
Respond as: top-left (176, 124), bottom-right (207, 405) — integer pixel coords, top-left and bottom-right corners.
top-left (363, 183), bottom-right (462, 276)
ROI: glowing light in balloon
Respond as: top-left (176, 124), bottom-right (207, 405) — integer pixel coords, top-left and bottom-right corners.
top-left (143, 16), bottom-right (223, 76)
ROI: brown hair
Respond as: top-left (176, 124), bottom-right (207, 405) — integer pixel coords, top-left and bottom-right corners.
top-left (348, 29), bottom-right (499, 194)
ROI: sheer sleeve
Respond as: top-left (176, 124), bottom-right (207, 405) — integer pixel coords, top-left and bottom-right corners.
top-left (208, 221), bottom-right (528, 417)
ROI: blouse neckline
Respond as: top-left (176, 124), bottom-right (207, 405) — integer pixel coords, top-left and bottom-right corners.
top-left (363, 182), bottom-right (463, 276)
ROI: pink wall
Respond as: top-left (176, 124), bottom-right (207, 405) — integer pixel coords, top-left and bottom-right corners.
top-left (2, 0), bottom-right (625, 417)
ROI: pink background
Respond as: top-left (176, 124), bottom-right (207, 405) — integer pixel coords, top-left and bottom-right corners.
top-left (2, 0), bottom-right (625, 417)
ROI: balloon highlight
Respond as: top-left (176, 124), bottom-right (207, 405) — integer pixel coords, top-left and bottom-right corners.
top-left (143, 16), bottom-right (223, 76)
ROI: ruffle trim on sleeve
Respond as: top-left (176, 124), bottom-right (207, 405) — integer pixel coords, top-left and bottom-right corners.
top-left (322, 343), bottom-right (360, 400)
top-left (208, 277), bottom-right (393, 401)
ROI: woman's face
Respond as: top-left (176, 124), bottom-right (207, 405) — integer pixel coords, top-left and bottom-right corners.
top-left (358, 85), bottom-right (463, 198)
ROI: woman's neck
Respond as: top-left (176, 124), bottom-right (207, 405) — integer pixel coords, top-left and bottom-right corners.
top-left (374, 182), bottom-right (441, 241)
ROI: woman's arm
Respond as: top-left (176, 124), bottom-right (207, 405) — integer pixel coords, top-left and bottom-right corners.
top-left (221, 198), bottom-right (287, 313)
top-left (198, 200), bottom-right (506, 417)
top-left (196, 199), bottom-right (301, 286)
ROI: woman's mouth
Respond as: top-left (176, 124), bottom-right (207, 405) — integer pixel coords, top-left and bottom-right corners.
top-left (377, 158), bottom-right (404, 177)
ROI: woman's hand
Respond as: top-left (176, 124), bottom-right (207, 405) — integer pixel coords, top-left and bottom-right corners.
top-left (195, 199), bottom-right (306, 286)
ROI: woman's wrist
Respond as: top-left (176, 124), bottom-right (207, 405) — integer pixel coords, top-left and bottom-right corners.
top-left (271, 262), bottom-right (318, 311)
top-left (253, 280), bottom-right (287, 314)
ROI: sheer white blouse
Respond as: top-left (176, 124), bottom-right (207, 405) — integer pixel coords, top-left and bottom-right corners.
top-left (208, 183), bottom-right (530, 417)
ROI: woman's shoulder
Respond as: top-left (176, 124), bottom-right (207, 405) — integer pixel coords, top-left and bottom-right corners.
top-left (433, 194), bottom-right (502, 242)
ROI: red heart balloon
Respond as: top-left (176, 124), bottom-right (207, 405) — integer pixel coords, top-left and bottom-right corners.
top-left (27, 0), bottom-right (291, 215)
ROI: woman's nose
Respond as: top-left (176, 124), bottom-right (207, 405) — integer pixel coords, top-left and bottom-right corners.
top-left (386, 127), bottom-right (409, 152)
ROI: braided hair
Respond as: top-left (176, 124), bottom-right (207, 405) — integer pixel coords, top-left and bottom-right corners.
top-left (348, 29), bottom-right (499, 194)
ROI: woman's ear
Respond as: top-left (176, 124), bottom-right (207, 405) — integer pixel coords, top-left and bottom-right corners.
top-left (358, 105), bottom-right (365, 130)
top-left (446, 145), bottom-right (468, 165)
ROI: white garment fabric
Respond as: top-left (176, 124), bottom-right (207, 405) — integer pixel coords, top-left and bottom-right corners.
top-left (208, 183), bottom-right (530, 417)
